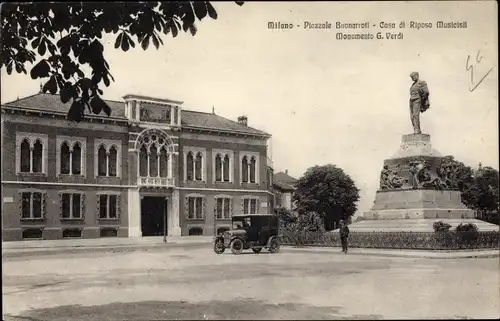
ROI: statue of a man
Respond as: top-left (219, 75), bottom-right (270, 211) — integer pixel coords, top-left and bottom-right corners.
top-left (409, 72), bottom-right (430, 134)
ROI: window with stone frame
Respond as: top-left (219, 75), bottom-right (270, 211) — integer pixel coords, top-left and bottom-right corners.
top-left (215, 196), bottom-right (232, 219)
top-left (184, 149), bottom-right (205, 182)
top-left (249, 157), bottom-right (256, 183)
top-left (19, 190), bottom-right (46, 219)
top-left (185, 195), bottom-right (205, 219)
top-left (241, 156), bottom-right (249, 183)
top-left (60, 142), bottom-right (83, 175)
top-left (188, 227), bottom-right (204, 235)
top-left (16, 133), bottom-right (48, 174)
top-left (97, 194), bottom-right (120, 219)
top-left (60, 192), bottom-right (85, 219)
top-left (186, 152), bottom-right (194, 180)
top-left (242, 197), bottom-right (259, 214)
top-left (240, 153), bottom-right (259, 184)
top-left (137, 130), bottom-right (174, 178)
top-left (95, 140), bottom-right (121, 177)
top-left (214, 152), bottom-right (232, 183)
top-left (195, 152), bottom-right (202, 180)
top-left (215, 154), bottom-right (223, 182)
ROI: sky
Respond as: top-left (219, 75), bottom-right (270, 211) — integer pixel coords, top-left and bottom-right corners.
top-left (1, 1), bottom-right (498, 216)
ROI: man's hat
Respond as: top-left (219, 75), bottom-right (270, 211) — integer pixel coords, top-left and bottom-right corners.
top-left (410, 72), bottom-right (419, 77)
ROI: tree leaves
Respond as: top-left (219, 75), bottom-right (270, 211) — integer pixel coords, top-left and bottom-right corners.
top-left (206, 2), bottom-right (218, 19)
top-left (293, 164), bottom-right (360, 220)
top-left (2, 2), bottom-right (242, 122)
top-left (30, 59), bottom-right (51, 79)
top-left (193, 2), bottom-right (208, 20)
top-left (42, 76), bottom-right (58, 95)
top-left (90, 95), bottom-right (111, 116)
top-left (115, 31), bottom-right (134, 51)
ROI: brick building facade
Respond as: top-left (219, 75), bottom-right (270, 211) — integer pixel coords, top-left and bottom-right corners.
top-left (1, 92), bottom-right (274, 241)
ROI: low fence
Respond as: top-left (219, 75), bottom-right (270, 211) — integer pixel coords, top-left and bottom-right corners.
top-left (279, 231), bottom-right (500, 250)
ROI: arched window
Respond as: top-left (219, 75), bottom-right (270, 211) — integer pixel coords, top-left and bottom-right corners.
top-left (249, 157), bottom-right (256, 183)
top-left (149, 145), bottom-right (158, 177)
top-left (215, 154), bottom-right (222, 182)
top-left (108, 146), bottom-right (117, 177)
top-left (135, 129), bottom-right (174, 180)
top-left (195, 152), bottom-right (203, 181)
top-left (20, 139), bottom-right (30, 172)
top-left (98, 145), bottom-right (107, 176)
top-left (139, 145), bottom-right (148, 177)
top-left (242, 156), bottom-right (249, 183)
top-left (186, 152), bottom-right (194, 181)
top-left (72, 143), bottom-right (81, 175)
top-left (32, 140), bottom-right (43, 173)
top-left (223, 154), bottom-right (230, 182)
top-left (160, 147), bottom-right (168, 178)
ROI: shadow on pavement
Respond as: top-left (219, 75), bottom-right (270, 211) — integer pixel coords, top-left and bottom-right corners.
top-left (4, 299), bottom-right (383, 320)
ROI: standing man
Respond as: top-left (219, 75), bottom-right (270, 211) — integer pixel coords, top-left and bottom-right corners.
top-left (409, 72), bottom-right (430, 134)
top-left (339, 220), bottom-right (350, 254)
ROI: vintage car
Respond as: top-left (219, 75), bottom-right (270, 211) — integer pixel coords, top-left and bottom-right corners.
top-left (213, 213), bottom-right (281, 255)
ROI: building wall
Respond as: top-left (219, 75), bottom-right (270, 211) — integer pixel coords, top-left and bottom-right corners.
top-left (1, 114), bottom-right (130, 241)
top-left (179, 189), bottom-right (269, 236)
top-left (1, 111), bottom-right (273, 240)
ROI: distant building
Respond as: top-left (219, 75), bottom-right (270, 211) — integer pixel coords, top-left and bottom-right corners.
top-left (1, 92), bottom-right (274, 241)
top-left (273, 170), bottom-right (297, 211)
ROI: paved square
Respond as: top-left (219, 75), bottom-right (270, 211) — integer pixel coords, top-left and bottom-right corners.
top-left (3, 245), bottom-right (499, 320)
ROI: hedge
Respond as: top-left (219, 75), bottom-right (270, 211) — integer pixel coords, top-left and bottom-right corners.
top-left (279, 231), bottom-right (500, 250)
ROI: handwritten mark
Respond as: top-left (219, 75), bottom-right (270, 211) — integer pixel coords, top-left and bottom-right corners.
top-left (466, 50), bottom-right (494, 92)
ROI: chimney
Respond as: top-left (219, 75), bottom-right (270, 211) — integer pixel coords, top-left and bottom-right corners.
top-left (285, 169), bottom-right (288, 174)
top-left (237, 115), bottom-right (248, 126)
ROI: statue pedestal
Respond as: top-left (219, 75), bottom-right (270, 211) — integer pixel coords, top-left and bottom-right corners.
top-left (352, 134), bottom-right (499, 232)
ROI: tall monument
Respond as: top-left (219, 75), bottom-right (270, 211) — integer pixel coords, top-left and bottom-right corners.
top-left (352, 72), bottom-right (499, 232)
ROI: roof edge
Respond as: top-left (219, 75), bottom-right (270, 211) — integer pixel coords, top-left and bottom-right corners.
top-left (123, 94), bottom-right (184, 105)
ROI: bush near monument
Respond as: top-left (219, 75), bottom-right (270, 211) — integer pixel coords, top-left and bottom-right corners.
top-left (433, 221), bottom-right (452, 232)
top-left (293, 164), bottom-right (360, 231)
top-left (279, 230), bottom-right (499, 250)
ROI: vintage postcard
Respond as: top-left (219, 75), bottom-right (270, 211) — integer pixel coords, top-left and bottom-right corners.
top-left (1, 1), bottom-right (498, 320)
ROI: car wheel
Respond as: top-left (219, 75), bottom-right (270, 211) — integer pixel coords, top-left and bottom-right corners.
top-left (252, 248), bottom-right (262, 254)
top-left (269, 237), bottom-right (280, 253)
top-left (230, 238), bottom-right (244, 255)
top-left (213, 240), bottom-right (225, 254)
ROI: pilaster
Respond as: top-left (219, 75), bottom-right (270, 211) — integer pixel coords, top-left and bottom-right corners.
top-left (127, 187), bottom-right (142, 237)
top-left (168, 189), bottom-right (181, 236)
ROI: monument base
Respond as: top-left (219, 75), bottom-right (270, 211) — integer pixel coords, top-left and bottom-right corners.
top-left (353, 133), bottom-right (500, 233)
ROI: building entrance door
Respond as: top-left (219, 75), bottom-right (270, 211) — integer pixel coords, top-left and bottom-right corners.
top-left (141, 197), bottom-right (168, 237)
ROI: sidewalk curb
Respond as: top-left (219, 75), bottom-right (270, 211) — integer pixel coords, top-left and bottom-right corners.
top-left (283, 246), bottom-right (500, 259)
top-left (2, 241), bottom-right (212, 257)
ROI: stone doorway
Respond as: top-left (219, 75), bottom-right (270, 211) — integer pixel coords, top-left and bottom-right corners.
top-left (141, 196), bottom-right (168, 237)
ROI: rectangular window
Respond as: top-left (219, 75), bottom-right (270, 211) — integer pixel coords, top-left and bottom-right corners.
top-left (72, 194), bottom-right (81, 218)
top-left (99, 195), bottom-right (107, 218)
top-left (243, 198), bottom-right (258, 214)
top-left (243, 199), bottom-right (249, 214)
top-left (109, 195), bottom-right (117, 218)
top-left (216, 198), bottom-right (223, 219)
top-left (99, 194), bottom-right (119, 219)
top-left (215, 198), bottom-right (231, 219)
top-left (195, 197), bottom-right (203, 219)
top-left (62, 194), bottom-right (71, 218)
top-left (21, 192), bottom-right (43, 219)
top-left (250, 199), bottom-right (257, 214)
top-left (61, 193), bottom-right (82, 219)
top-left (187, 196), bottom-right (204, 219)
